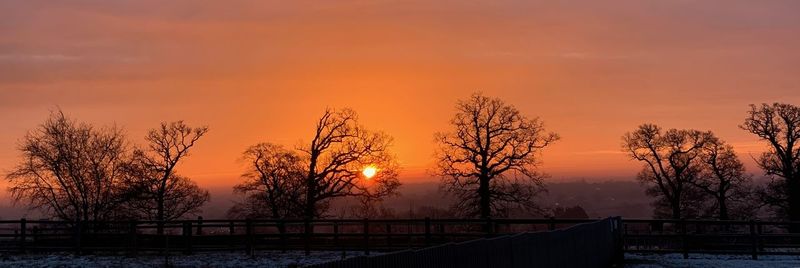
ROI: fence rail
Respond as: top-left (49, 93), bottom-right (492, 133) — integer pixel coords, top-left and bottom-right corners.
top-left (622, 218), bottom-right (800, 259)
top-left (1, 217), bottom-right (799, 260)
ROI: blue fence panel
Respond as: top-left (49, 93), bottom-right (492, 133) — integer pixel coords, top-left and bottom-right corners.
top-left (307, 217), bottom-right (622, 268)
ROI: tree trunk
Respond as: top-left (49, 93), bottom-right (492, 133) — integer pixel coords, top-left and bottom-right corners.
top-left (671, 200), bottom-right (681, 220)
top-left (305, 153), bottom-right (318, 221)
top-left (788, 178), bottom-right (800, 232)
top-left (83, 204), bottom-right (90, 222)
top-left (273, 210), bottom-right (286, 235)
top-left (302, 178), bottom-right (316, 255)
top-left (304, 180), bottom-right (316, 220)
top-left (156, 196), bottom-right (165, 235)
top-left (718, 196), bottom-right (729, 221)
top-left (479, 175), bottom-right (491, 219)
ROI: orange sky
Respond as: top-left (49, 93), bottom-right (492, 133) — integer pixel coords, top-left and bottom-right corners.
top-left (2, 1), bottom-right (800, 195)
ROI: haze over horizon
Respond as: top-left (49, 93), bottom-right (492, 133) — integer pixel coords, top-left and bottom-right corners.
top-left (2, 0), bottom-right (800, 204)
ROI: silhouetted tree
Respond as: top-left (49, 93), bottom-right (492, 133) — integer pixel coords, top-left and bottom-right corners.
top-left (622, 124), bottom-right (714, 219)
top-left (299, 108), bottom-right (400, 219)
top-left (552, 205), bottom-right (589, 219)
top-left (228, 143), bottom-right (305, 219)
top-left (434, 93), bottom-right (559, 219)
top-left (349, 162), bottom-right (401, 218)
top-left (6, 110), bottom-right (129, 222)
top-left (741, 103), bottom-right (800, 221)
top-left (692, 137), bottom-right (755, 220)
top-left (405, 205), bottom-right (457, 219)
top-left (121, 121), bottom-right (209, 228)
top-left (348, 201), bottom-right (399, 219)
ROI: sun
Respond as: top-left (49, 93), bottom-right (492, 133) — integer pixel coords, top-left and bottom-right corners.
top-left (362, 165), bottom-right (378, 179)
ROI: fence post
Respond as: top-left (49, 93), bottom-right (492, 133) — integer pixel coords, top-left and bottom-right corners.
top-left (32, 226), bottom-right (39, 253)
top-left (613, 217), bottom-right (625, 265)
top-left (304, 218), bottom-right (312, 256)
top-left (485, 217), bottom-right (493, 237)
top-left (386, 223), bottom-right (392, 248)
top-left (407, 221), bottom-right (413, 249)
top-left (363, 218), bottom-right (370, 255)
top-left (19, 218), bottom-right (26, 253)
top-left (757, 221), bottom-right (764, 252)
top-left (196, 216), bottom-right (203, 235)
top-left (750, 220), bottom-right (758, 260)
top-left (74, 221), bottom-right (83, 255)
top-left (439, 223), bottom-right (445, 242)
top-left (548, 217), bottom-right (556, 231)
top-left (129, 220), bottom-right (138, 256)
top-left (333, 221), bottom-right (339, 250)
top-left (183, 221), bottom-right (192, 255)
top-left (228, 221), bottom-right (235, 253)
top-left (424, 217), bottom-right (432, 247)
top-left (245, 219), bottom-right (254, 256)
top-left (278, 219), bottom-right (287, 253)
top-left (680, 219), bottom-right (688, 259)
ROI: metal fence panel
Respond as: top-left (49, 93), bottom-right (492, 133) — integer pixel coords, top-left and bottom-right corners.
top-left (308, 217), bottom-right (621, 268)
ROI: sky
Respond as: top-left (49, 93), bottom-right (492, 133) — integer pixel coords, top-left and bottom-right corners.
top-left (1, 0), bottom-right (800, 198)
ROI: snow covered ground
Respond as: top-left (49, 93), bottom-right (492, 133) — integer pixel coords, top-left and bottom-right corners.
top-left (0, 251), bottom-right (363, 268)
top-left (626, 253), bottom-right (800, 268)
top-left (6, 252), bottom-right (800, 267)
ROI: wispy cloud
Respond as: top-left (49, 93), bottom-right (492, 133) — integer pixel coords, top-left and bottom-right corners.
top-left (559, 52), bottom-right (635, 60)
top-left (0, 54), bottom-right (144, 63)
top-left (0, 54), bottom-right (82, 62)
top-left (571, 150), bottom-right (626, 155)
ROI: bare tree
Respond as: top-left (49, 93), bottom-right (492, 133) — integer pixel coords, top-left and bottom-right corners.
top-left (434, 93), bottom-right (559, 219)
top-left (349, 162), bottom-right (401, 219)
top-left (6, 110), bottom-right (129, 222)
top-left (741, 103), bottom-right (800, 221)
top-left (122, 121), bottom-right (209, 226)
top-left (298, 108), bottom-right (400, 219)
top-left (551, 205), bottom-right (589, 219)
top-left (622, 124), bottom-right (713, 219)
top-left (693, 137), bottom-right (755, 220)
top-left (230, 109), bottom-right (399, 223)
top-left (228, 143), bottom-right (305, 220)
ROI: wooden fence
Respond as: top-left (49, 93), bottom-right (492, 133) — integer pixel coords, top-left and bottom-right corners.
top-left (623, 218), bottom-right (800, 259)
top-left (1, 217), bottom-right (799, 260)
top-left (0, 217), bottom-right (594, 255)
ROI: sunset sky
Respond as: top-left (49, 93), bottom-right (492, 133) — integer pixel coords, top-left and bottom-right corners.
top-left (2, 0), bottom-right (800, 198)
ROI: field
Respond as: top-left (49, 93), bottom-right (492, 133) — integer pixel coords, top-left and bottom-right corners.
top-left (0, 251), bottom-right (357, 268)
top-left (626, 253), bottom-right (800, 268)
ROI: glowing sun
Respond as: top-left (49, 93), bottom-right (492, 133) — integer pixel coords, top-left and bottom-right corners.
top-left (362, 165), bottom-right (378, 179)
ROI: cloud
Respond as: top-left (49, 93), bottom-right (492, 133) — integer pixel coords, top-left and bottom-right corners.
top-left (0, 54), bottom-right (82, 62)
top-left (571, 150), bottom-right (626, 155)
top-left (0, 53), bottom-right (145, 63)
top-left (558, 52), bottom-right (636, 60)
